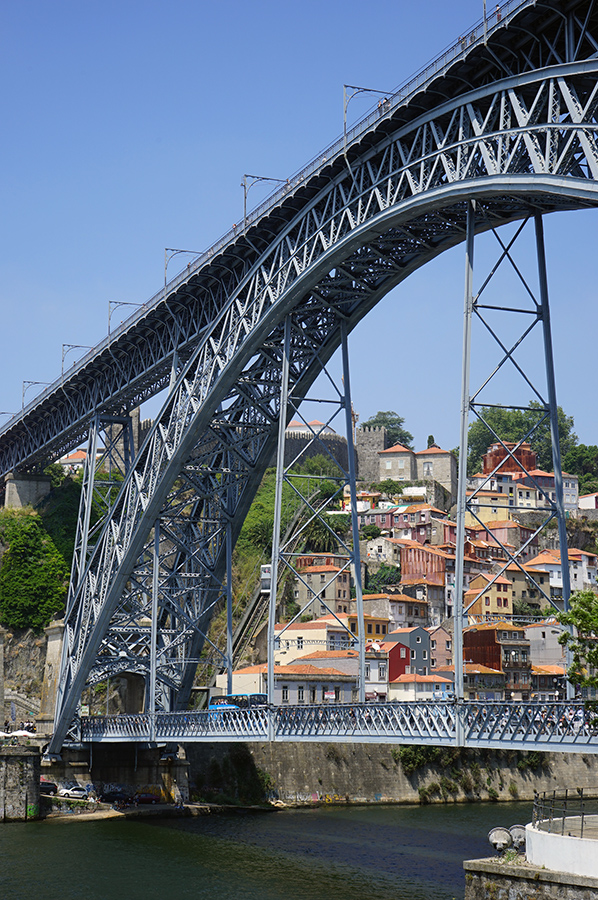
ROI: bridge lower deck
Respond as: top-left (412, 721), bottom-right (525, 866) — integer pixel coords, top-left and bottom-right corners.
top-left (77, 701), bottom-right (598, 753)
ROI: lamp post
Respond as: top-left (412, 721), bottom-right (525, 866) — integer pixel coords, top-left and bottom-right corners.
top-left (61, 344), bottom-right (92, 375)
top-left (22, 381), bottom-right (50, 410)
top-left (241, 175), bottom-right (286, 233)
top-left (164, 248), bottom-right (202, 294)
top-left (108, 301), bottom-right (146, 335)
top-left (343, 84), bottom-right (392, 153)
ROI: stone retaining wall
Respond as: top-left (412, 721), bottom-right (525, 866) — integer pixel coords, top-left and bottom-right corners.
top-left (464, 857), bottom-right (598, 900)
top-left (0, 746), bottom-right (40, 821)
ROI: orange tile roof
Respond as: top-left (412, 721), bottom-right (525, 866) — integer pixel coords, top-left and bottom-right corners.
top-left (400, 574), bottom-right (445, 587)
top-left (379, 443), bottom-right (413, 454)
top-left (415, 446), bottom-right (452, 455)
top-left (434, 664), bottom-right (502, 675)
top-left (232, 663), bottom-right (349, 676)
top-left (295, 650), bottom-right (359, 660)
top-left (297, 564), bottom-right (341, 574)
top-left (391, 673), bottom-right (453, 684)
top-left (531, 665), bottom-right (565, 675)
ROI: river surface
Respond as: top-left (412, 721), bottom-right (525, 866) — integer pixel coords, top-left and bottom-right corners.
top-left (1, 801), bottom-right (532, 900)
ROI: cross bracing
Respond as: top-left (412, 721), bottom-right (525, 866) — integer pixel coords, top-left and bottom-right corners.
top-left (0, 0), bottom-right (594, 752)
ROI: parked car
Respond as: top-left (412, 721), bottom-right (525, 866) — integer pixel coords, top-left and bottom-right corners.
top-left (39, 780), bottom-right (58, 795)
top-left (58, 785), bottom-right (88, 800)
top-left (135, 792), bottom-right (160, 804)
top-left (100, 789), bottom-right (133, 804)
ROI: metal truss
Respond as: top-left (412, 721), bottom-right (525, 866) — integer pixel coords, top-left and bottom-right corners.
top-left (453, 206), bottom-right (573, 700)
top-left (79, 700), bottom-right (598, 753)
top-left (6, 0), bottom-right (590, 753)
top-left (1, 0), bottom-right (598, 478)
top-left (267, 316), bottom-right (366, 703)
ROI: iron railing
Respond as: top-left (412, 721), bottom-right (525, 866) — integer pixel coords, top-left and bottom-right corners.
top-left (533, 788), bottom-right (595, 837)
top-left (80, 699), bottom-right (598, 749)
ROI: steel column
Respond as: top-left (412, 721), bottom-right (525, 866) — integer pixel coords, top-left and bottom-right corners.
top-left (340, 321), bottom-right (366, 703)
top-left (454, 200), bottom-right (475, 711)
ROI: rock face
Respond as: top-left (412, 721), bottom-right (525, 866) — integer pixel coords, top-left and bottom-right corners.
top-left (1, 628), bottom-right (45, 723)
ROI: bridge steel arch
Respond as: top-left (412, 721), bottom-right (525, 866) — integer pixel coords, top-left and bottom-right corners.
top-left (0, 1), bottom-right (595, 751)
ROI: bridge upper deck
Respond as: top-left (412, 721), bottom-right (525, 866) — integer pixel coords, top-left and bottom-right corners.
top-left (2, 0), bottom-right (588, 477)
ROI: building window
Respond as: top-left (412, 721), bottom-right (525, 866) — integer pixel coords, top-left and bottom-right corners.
top-left (297, 686), bottom-right (304, 703)
top-left (379, 663), bottom-right (387, 679)
top-left (350, 622), bottom-right (356, 633)
top-left (297, 636), bottom-right (303, 650)
top-left (282, 685), bottom-right (289, 703)
top-left (410, 649), bottom-right (415, 659)
top-left (386, 461), bottom-right (392, 469)
top-left (446, 640), bottom-right (452, 650)
top-left (335, 686), bottom-right (341, 702)
top-left (422, 650), bottom-right (428, 660)
top-left (416, 636), bottom-right (421, 643)
top-left (310, 686), bottom-right (316, 703)
top-left (431, 640), bottom-right (436, 649)
top-left (423, 462), bottom-right (433, 477)
top-left (381, 625), bottom-right (386, 634)
top-left (375, 624), bottom-right (380, 634)
top-left (400, 648), bottom-right (406, 658)
top-left (367, 624), bottom-right (373, 634)
top-left (365, 664), bottom-right (371, 679)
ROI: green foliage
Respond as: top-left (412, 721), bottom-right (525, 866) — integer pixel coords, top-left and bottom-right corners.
top-left (43, 463), bottom-right (67, 489)
top-left (362, 411), bottom-right (414, 448)
top-left (427, 435), bottom-right (435, 448)
top-left (303, 514), bottom-right (350, 553)
top-left (558, 590), bottom-right (598, 691)
top-left (370, 479), bottom-right (403, 498)
top-left (0, 509), bottom-right (68, 631)
top-left (360, 524), bottom-right (382, 540)
top-left (364, 563), bottom-right (401, 594)
top-left (487, 787), bottom-right (499, 801)
top-left (38, 477), bottom-right (82, 565)
top-left (562, 444), bottom-right (598, 495)
top-left (466, 401), bottom-right (577, 475)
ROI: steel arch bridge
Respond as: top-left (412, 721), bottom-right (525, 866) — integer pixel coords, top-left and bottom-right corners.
top-left (1, 0), bottom-right (598, 753)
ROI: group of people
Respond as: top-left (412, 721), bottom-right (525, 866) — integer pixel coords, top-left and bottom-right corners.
top-left (2, 720), bottom-right (36, 733)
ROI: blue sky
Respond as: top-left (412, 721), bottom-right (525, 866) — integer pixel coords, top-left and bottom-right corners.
top-left (1, 1), bottom-right (596, 454)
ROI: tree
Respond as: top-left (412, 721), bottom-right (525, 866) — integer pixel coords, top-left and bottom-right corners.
top-left (0, 510), bottom-right (68, 631)
top-left (466, 401), bottom-right (577, 475)
top-left (362, 411), bottom-right (414, 448)
top-left (370, 479), bottom-right (403, 499)
top-left (558, 590), bottom-right (598, 697)
top-left (360, 524), bottom-right (382, 540)
top-left (303, 514), bottom-right (350, 553)
top-left (562, 445), bottom-right (598, 495)
top-left (427, 435), bottom-right (436, 448)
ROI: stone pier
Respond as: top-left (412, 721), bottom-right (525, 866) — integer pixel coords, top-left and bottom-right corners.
top-left (0, 746), bottom-right (40, 821)
top-left (3, 472), bottom-right (52, 509)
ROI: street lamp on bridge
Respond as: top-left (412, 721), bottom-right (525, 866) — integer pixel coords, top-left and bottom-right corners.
top-left (108, 301), bottom-right (147, 335)
top-left (61, 344), bottom-right (92, 375)
top-left (22, 381), bottom-right (50, 410)
top-left (343, 84), bottom-right (393, 153)
top-left (164, 248), bottom-right (202, 294)
top-left (241, 175), bottom-right (287, 233)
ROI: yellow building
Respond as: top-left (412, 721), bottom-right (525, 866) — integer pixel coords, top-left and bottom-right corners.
top-left (464, 573), bottom-right (513, 619)
top-left (465, 490), bottom-right (511, 527)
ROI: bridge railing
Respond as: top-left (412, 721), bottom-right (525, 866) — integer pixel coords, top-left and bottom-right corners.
top-left (80, 699), bottom-right (598, 749)
top-left (0, 1), bottom-right (535, 440)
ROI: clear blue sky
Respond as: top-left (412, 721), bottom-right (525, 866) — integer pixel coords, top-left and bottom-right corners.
top-left (1, 1), bottom-right (596, 454)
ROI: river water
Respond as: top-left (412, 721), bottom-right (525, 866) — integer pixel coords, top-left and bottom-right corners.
top-left (1, 801), bottom-right (531, 900)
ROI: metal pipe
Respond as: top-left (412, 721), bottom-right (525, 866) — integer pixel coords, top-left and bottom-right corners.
top-left (150, 518), bottom-right (159, 743)
top-left (340, 320), bottom-right (365, 703)
top-left (535, 214), bottom-right (573, 699)
top-left (454, 200), bottom-right (475, 716)
top-left (267, 316), bottom-right (291, 710)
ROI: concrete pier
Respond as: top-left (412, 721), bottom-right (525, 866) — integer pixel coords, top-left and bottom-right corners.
top-left (0, 746), bottom-right (40, 821)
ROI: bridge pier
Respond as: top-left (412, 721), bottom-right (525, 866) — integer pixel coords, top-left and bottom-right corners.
top-left (36, 620), bottom-right (64, 738)
top-left (3, 472), bottom-right (51, 509)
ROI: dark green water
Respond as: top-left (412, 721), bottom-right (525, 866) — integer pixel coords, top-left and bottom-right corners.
top-left (0, 801), bottom-right (531, 900)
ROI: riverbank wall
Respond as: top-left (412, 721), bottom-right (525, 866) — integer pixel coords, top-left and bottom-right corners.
top-left (463, 857), bottom-right (598, 900)
top-left (0, 746), bottom-right (40, 821)
top-left (184, 742), bottom-right (598, 805)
